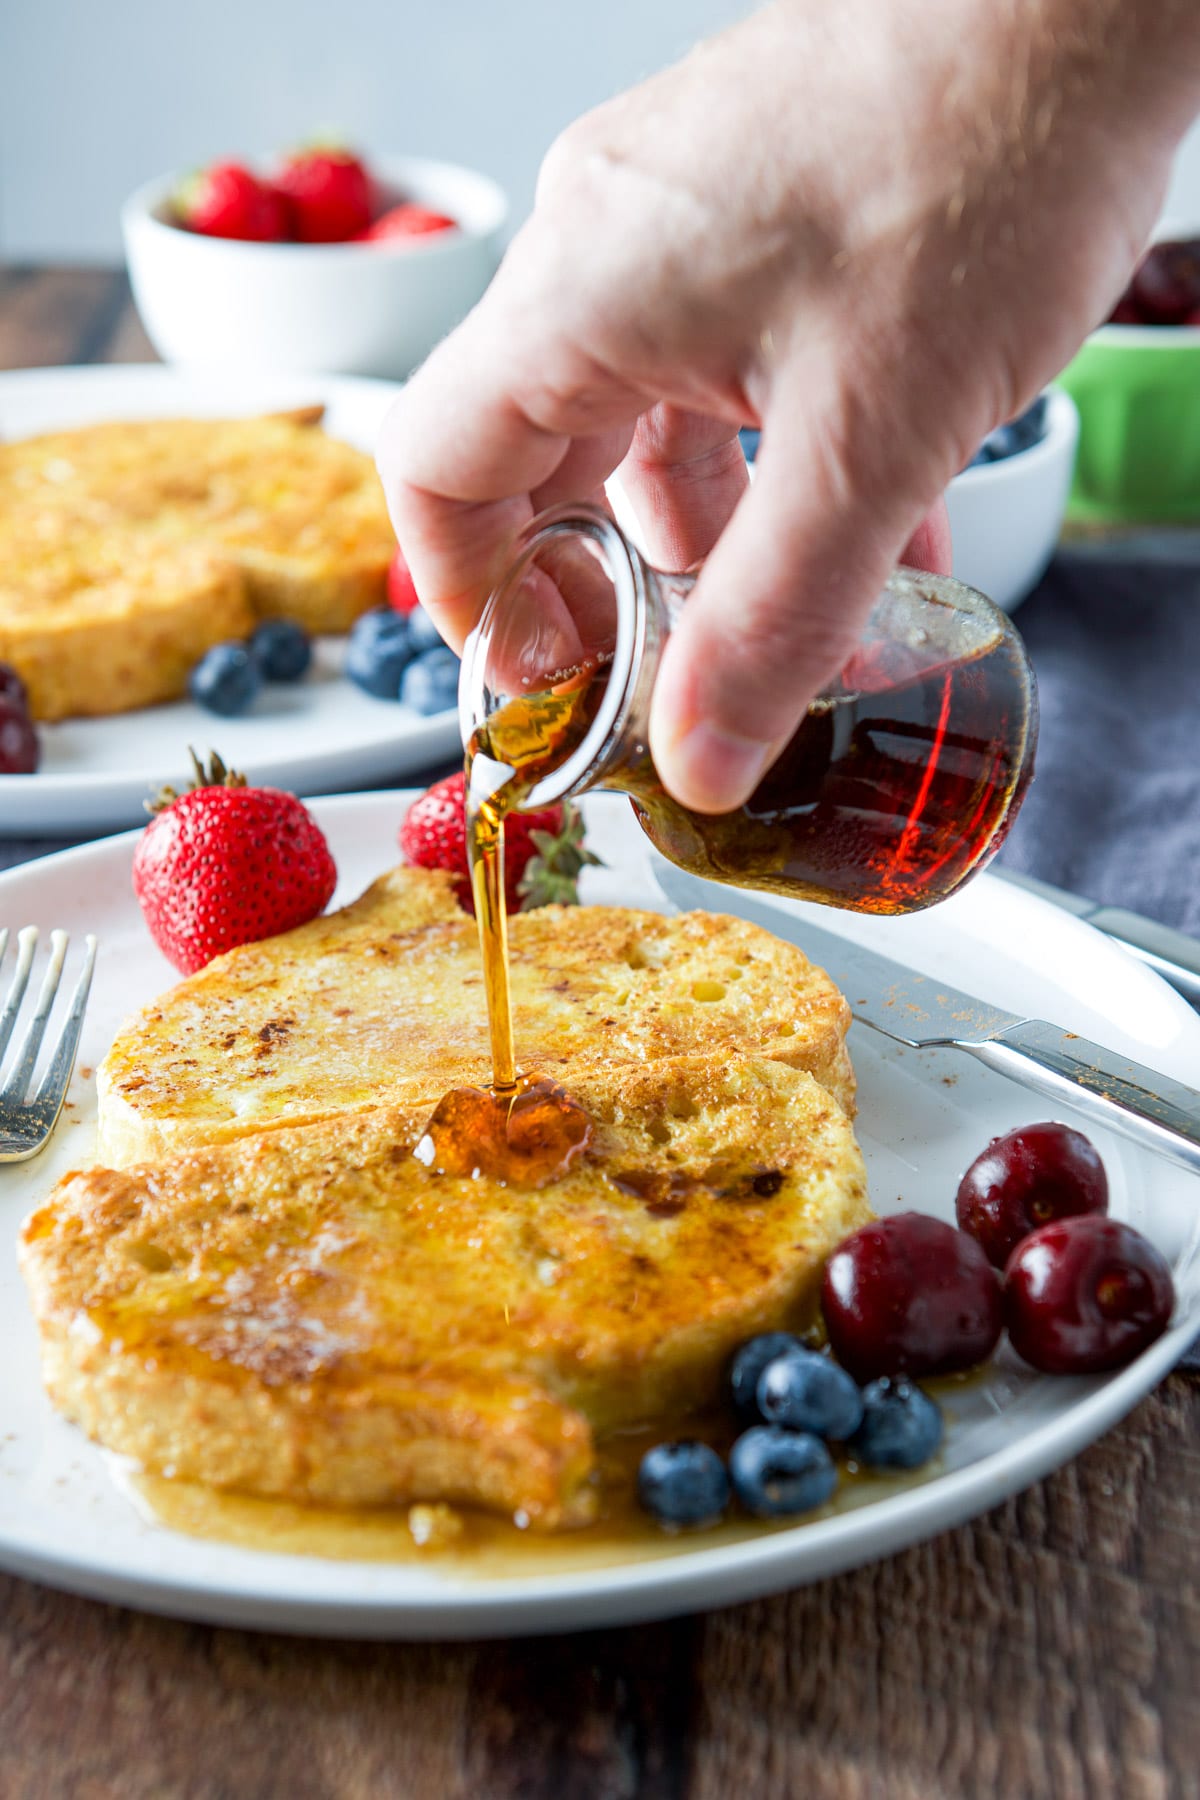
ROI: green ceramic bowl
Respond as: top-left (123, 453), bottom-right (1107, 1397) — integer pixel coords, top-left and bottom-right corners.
top-left (1057, 323), bottom-right (1200, 524)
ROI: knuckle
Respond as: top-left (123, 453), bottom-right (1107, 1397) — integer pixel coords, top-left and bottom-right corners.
top-left (535, 109), bottom-right (610, 209)
top-left (693, 602), bottom-right (851, 735)
top-left (632, 404), bottom-right (741, 472)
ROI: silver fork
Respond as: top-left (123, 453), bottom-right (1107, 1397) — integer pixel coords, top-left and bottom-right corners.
top-left (0, 927), bottom-right (97, 1163)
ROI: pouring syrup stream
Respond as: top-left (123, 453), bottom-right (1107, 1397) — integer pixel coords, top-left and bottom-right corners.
top-left (417, 680), bottom-right (603, 1187)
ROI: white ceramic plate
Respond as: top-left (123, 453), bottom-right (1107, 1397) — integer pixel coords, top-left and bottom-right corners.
top-left (1, 791), bottom-right (1198, 1638)
top-left (0, 365), bottom-right (458, 836)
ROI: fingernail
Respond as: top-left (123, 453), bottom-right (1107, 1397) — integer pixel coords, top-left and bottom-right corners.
top-left (661, 722), bottom-right (773, 813)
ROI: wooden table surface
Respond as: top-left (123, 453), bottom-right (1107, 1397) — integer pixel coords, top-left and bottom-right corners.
top-left (1, 266), bottom-right (1198, 1800)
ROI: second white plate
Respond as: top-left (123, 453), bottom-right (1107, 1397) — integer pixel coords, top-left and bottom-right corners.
top-left (0, 365), bottom-right (458, 835)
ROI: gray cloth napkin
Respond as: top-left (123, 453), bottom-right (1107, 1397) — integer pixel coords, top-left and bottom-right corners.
top-left (997, 550), bottom-right (1200, 1372)
top-left (998, 552), bottom-right (1200, 937)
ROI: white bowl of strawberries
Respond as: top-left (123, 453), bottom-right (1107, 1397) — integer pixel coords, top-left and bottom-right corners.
top-left (122, 146), bottom-right (508, 380)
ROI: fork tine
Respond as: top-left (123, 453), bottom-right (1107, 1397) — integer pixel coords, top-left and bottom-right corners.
top-left (4, 929), bottom-right (68, 1099)
top-left (33, 934), bottom-right (97, 1109)
top-left (0, 926), bottom-right (38, 1061)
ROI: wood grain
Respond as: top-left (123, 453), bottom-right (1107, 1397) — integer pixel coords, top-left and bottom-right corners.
top-left (0, 265), bottom-right (1198, 1800)
top-left (0, 266), bottom-right (153, 371)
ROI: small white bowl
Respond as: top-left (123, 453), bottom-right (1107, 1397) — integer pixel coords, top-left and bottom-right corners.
top-left (122, 155), bottom-right (508, 380)
top-left (944, 389), bottom-right (1080, 613)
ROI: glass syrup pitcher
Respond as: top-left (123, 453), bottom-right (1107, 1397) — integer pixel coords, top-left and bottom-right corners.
top-left (460, 503), bottom-right (1038, 920)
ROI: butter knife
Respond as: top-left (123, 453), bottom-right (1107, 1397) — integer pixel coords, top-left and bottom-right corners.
top-left (653, 862), bottom-right (1200, 1181)
top-left (997, 870), bottom-right (1200, 1010)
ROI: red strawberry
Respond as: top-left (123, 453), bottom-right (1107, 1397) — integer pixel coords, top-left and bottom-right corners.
top-left (174, 161), bottom-right (291, 242)
top-left (399, 772), bottom-right (600, 914)
top-left (359, 203), bottom-right (457, 243)
top-left (273, 147), bottom-right (373, 243)
top-left (386, 545), bottom-right (421, 614)
top-left (133, 750), bottom-right (337, 974)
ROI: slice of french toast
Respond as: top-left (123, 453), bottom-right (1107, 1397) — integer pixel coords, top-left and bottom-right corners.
top-left (97, 866), bottom-right (856, 1168)
top-left (0, 411), bottom-right (395, 719)
top-left (22, 1056), bottom-right (870, 1529)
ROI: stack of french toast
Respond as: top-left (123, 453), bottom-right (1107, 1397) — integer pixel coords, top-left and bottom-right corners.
top-left (20, 866), bottom-right (870, 1530)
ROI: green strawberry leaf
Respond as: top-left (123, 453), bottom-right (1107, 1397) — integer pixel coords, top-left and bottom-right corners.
top-left (517, 805), bottom-right (604, 909)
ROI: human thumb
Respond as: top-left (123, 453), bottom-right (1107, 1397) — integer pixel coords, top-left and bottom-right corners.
top-left (647, 423), bottom-right (941, 814)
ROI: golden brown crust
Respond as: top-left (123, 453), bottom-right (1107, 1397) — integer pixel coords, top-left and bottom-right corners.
top-left (0, 540), bottom-right (253, 721)
top-left (96, 867), bottom-right (856, 1167)
top-left (0, 414), bottom-right (395, 719)
top-left (22, 1057), bottom-right (870, 1528)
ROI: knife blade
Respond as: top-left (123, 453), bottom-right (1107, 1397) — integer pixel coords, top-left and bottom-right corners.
top-left (996, 870), bottom-right (1200, 1010)
top-left (652, 860), bottom-right (1200, 1182)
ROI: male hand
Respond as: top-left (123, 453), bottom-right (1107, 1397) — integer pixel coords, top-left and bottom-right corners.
top-left (379, 0), bottom-right (1199, 810)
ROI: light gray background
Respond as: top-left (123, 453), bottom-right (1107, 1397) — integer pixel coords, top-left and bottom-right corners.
top-left (0, 0), bottom-right (748, 258)
top-left (2, 0), bottom-right (1199, 261)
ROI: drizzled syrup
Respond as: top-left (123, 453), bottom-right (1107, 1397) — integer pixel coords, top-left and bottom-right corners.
top-left (415, 1072), bottom-right (591, 1188)
top-left (417, 675), bottom-right (606, 1186)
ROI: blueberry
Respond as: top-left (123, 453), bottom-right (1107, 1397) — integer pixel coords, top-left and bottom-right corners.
top-left (638, 1441), bottom-right (731, 1529)
top-left (976, 395), bottom-right (1050, 465)
top-left (345, 607), bottom-right (414, 699)
top-left (399, 646), bottom-right (460, 715)
top-left (729, 1427), bottom-right (837, 1518)
top-left (849, 1376), bottom-right (943, 1471)
top-left (406, 604), bottom-right (444, 655)
top-left (1006, 393), bottom-right (1049, 453)
top-left (738, 427), bottom-right (761, 463)
top-left (249, 618), bottom-right (312, 682)
top-left (757, 1348), bottom-right (864, 1441)
top-left (189, 643), bottom-right (262, 716)
top-left (981, 422), bottom-right (1023, 462)
top-left (729, 1331), bottom-right (804, 1424)
top-left (964, 443), bottom-right (996, 470)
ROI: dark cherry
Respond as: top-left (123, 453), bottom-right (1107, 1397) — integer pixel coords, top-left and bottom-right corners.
top-left (955, 1121), bottom-right (1108, 1269)
top-left (1004, 1216), bottom-right (1174, 1374)
top-left (1130, 239), bottom-right (1200, 324)
top-left (0, 662), bottom-right (29, 711)
top-left (0, 698), bottom-right (39, 774)
top-left (821, 1212), bottom-right (1002, 1382)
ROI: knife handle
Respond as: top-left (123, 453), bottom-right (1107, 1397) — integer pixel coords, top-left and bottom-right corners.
top-left (961, 1020), bottom-right (1200, 1180)
top-left (1088, 909), bottom-right (1200, 1011)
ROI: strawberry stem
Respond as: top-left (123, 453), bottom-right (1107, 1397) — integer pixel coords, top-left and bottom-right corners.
top-left (516, 804), bottom-right (603, 909)
top-left (145, 748), bottom-right (248, 815)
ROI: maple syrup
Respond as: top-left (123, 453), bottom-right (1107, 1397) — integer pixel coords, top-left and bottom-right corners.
top-left (617, 634), bottom-right (1034, 913)
top-left (415, 1072), bottom-right (592, 1187)
top-left (126, 1404), bottom-right (942, 1572)
top-left (408, 680), bottom-right (605, 1184)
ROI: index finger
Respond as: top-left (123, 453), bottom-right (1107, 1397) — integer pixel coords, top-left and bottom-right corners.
top-left (376, 290), bottom-right (646, 650)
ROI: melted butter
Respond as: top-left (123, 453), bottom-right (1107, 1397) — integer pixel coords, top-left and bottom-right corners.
top-left (126, 1417), bottom-right (940, 1578)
